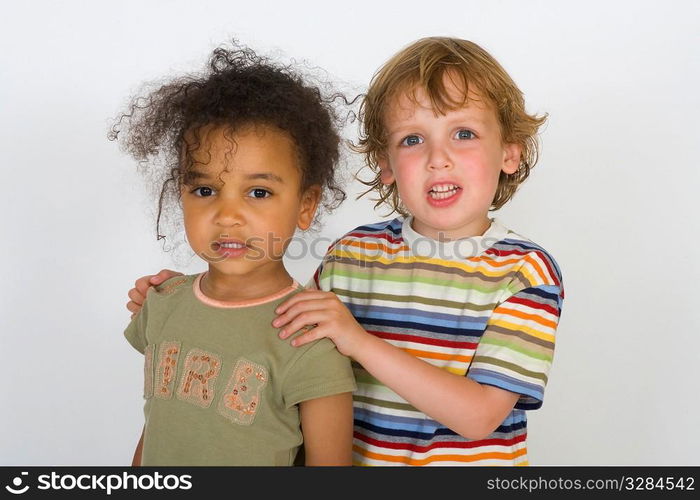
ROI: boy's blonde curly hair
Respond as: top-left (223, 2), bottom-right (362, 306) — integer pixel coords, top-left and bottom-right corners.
top-left (356, 37), bottom-right (547, 215)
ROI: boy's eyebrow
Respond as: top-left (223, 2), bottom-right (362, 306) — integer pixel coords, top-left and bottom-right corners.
top-left (388, 115), bottom-right (489, 132)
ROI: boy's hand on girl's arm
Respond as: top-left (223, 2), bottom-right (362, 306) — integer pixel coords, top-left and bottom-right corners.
top-left (273, 290), bottom-right (370, 358)
top-left (127, 269), bottom-right (183, 318)
top-left (274, 290), bottom-right (519, 440)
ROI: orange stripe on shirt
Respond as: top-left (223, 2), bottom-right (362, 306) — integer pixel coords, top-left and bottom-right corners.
top-left (495, 307), bottom-right (558, 329)
top-left (403, 348), bottom-right (472, 364)
top-left (353, 445), bottom-right (528, 465)
top-left (341, 239), bottom-right (409, 255)
top-left (523, 254), bottom-right (550, 285)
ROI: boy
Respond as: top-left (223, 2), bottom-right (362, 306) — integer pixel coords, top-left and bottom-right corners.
top-left (128, 37), bottom-right (564, 465)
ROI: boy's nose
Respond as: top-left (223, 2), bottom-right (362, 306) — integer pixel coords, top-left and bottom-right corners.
top-left (427, 143), bottom-right (452, 170)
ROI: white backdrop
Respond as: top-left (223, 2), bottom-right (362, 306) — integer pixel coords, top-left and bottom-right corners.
top-left (1, 0), bottom-right (698, 465)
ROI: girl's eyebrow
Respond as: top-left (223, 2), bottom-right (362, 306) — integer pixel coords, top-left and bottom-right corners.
top-left (187, 170), bottom-right (210, 180)
top-left (245, 173), bottom-right (284, 183)
top-left (186, 171), bottom-right (284, 184)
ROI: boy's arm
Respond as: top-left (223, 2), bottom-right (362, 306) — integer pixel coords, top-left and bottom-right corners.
top-left (338, 332), bottom-right (519, 440)
top-left (131, 428), bottom-right (144, 466)
top-left (298, 392), bottom-right (353, 466)
top-left (275, 289), bottom-right (555, 440)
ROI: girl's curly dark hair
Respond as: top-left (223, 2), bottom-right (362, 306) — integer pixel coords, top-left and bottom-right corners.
top-left (109, 41), bottom-right (349, 242)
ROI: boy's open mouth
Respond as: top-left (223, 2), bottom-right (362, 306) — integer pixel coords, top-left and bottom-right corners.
top-left (428, 183), bottom-right (461, 200)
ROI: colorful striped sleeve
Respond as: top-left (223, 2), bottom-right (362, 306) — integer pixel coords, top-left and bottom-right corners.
top-left (306, 260), bottom-right (326, 291)
top-left (310, 238), bottom-right (342, 291)
top-left (467, 284), bottom-right (563, 410)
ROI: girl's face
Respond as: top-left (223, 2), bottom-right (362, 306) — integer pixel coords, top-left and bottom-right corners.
top-left (180, 124), bottom-right (319, 289)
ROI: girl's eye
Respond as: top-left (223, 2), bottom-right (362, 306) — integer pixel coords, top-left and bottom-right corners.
top-left (192, 186), bottom-right (215, 197)
top-left (400, 135), bottom-right (423, 147)
top-left (248, 188), bottom-right (271, 199)
top-left (455, 129), bottom-right (475, 140)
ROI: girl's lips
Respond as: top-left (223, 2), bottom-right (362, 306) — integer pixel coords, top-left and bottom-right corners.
top-left (217, 247), bottom-right (248, 258)
top-left (212, 240), bottom-right (248, 258)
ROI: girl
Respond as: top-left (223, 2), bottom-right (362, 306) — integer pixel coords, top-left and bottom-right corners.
top-left (112, 43), bottom-right (356, 466)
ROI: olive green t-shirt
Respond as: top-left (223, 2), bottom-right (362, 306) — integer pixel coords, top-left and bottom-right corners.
top-left (124, 274), bottom-right (356, 466)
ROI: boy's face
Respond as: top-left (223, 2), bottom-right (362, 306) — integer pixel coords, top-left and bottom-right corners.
top-left (180, 125), bottom-right (319, 284)
top-left (378, 76), bottom-right (521, 240)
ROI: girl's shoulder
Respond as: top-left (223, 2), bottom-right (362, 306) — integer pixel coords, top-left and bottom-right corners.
top-left (152, 274), bottom-right (195, 297)
top-left (144, 275), bottom-right (197, 310)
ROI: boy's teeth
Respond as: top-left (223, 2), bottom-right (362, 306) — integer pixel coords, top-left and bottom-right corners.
top-left (220, 242), bottom-right (245, 248)
top-left (429, 184), bottom-right (460, 199)
top-left (430, 184), bottom-right (459, 192)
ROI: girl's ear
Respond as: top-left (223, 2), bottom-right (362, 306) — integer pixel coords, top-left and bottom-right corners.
top-left (297, 185), bottom-right (322, 230)
top-left (501, 142), bottom-right (522, 175)
top-left (377, 156), bottom-right (395, 185)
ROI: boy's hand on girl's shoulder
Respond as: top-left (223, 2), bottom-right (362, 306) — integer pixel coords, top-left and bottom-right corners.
top-left (273, 291), bottom-right (368, 357)
top-left (126, 269), bottom-right (183, 318)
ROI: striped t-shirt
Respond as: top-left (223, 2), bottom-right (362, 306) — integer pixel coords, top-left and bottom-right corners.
top-left (311, 217), bottom-right (564, 466)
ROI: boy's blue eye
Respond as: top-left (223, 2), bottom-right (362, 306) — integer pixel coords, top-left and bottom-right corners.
top-left (248, 188), bottom-right (271, 199)
top-left (192, 186), bottom-right (214, 197)
top-left (401, 135), bottom-right (423, 147)
top-left (456, 129), bottom-right (475, 140)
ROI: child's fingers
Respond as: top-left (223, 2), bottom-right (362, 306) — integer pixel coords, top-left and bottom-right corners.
top-left (278, 310), bottom-right (328, 340)
top-left (273, 296), bottom-right (331, 328)
top-left (127, 285), bottom-right (146, 315)
top-left (275, 290), bottom-right (332, 314)
top-left (151, 269), bottom-right (182, 284)
top-left (128, 287), bottom-right (146, 306)
top-left (288, 325), bottom-right (327, 348)
top-left (135, 275), bottom-right (155, 296)
top-left (135, 269), bottom-right (181, 297)
top-left (129, 270), bottom-right (182, 315)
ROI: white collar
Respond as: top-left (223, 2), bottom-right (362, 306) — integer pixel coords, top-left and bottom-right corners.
top-left (400, 216), bottom-right (510, 260)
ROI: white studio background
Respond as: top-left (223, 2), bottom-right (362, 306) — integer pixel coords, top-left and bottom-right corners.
top-left (1, 0), bottom-right (698, 465)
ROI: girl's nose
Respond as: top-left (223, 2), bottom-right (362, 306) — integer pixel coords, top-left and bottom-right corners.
top-left (215, 198), bottom-right (244, 227)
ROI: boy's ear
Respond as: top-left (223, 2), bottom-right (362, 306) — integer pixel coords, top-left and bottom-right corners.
top-left (377, 156), bottom-right (395, 185)
top-left (297, 185), bottom-right (322, 230)
top-left (501, 142), bottom-right (522, 175)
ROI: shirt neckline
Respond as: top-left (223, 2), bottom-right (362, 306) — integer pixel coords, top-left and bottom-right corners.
top-left (193, 273), bottom-right (300, 309)
top-left (400, 216), bottom-right (510, 259)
